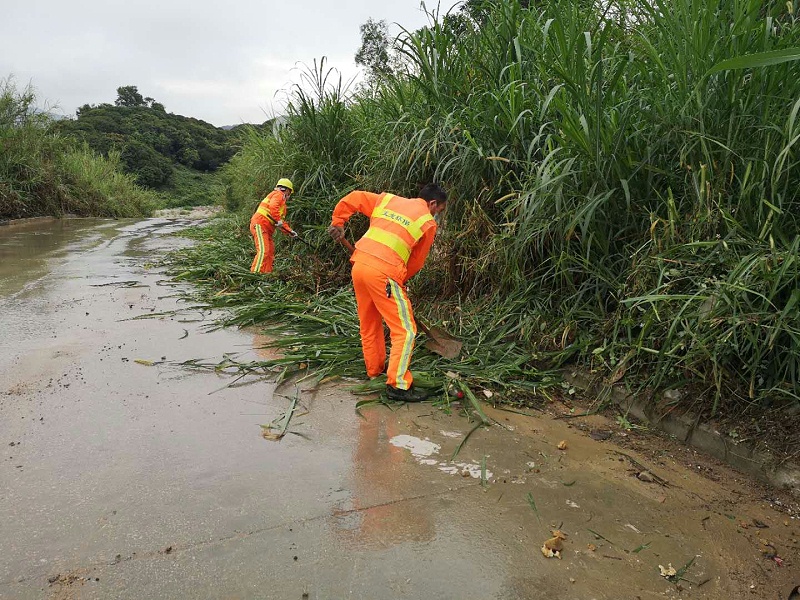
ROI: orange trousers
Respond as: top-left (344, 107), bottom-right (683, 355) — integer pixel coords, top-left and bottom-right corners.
top-left (250, 222), bottom-right (275, 273)
top-left (351, 261), bottom-right (416, 390)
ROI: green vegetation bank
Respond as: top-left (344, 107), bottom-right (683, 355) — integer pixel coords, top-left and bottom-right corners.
top-left (173, 0), bottom-right (800, 438)
top-left (1, 80), bottom-right (156, 220)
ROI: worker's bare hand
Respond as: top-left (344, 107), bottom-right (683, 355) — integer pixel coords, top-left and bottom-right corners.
top-left (327, 225), bottom-right (344, 241)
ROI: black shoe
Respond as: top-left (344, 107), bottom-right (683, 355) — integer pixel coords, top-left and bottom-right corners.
top-left (385, 385), bottom-right (431, 403)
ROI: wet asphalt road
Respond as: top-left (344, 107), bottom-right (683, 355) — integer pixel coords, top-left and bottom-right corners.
top-left (0, 217), bottom-right (797, 599)
top-left (0, 218), bottom-right (521, 599)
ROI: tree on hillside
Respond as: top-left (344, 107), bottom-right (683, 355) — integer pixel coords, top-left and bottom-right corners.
top-left (115, 85), bottom-right (146, 107)
top-left (120, 139), bottom-right (173, 187)
top-left (109, 86), bottom-right (166, 111)
top-left (355, 18), bottom-right (396, 82)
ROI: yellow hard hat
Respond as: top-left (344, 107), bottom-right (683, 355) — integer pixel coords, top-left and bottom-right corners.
top-left (276, 178), bottom-right (294, 192)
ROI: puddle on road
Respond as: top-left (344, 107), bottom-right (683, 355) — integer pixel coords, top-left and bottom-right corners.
top-left (0, 217), bottom-right (119, 298)
top-left (0, 216), bottom-right (208, 300)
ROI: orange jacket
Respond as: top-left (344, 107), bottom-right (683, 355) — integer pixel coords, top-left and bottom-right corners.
top-left (250, 189), bottom-right (291, 232)
top-left (331, 191), bottom-right (437, 283)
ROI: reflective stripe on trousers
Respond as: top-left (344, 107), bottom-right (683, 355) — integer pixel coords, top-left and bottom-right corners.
top-left (250, 222), bottom-right (275, 273)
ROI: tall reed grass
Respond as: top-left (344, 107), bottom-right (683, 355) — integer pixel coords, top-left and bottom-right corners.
top-left (0, 78), bottom-right (156, 220)
top-left (214, 0), bottom-right (800, 418)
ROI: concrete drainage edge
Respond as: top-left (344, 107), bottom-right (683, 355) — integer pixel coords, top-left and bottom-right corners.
top-left (563, 371), bottom-right (800, 497)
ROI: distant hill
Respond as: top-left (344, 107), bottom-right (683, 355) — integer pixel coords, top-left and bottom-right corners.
top-left (220, 121), bottom-right (274, 131)
top-left (54, 95), bottom-right (240, 189)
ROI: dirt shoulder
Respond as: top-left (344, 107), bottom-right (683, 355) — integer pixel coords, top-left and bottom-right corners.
top-left (480, 393), bottom-right (800, 597)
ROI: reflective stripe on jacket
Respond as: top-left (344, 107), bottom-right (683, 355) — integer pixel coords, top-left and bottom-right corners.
top-left (356, 194), bottom-right (434, 265)
top-left (332, 191), bottom-right (437, 283)
top-left (250, 189), bottom-right (287, 229)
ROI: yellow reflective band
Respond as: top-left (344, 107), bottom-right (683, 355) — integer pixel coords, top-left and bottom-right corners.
top-left (370, 194), bottom-right (432, 241)
top-left (410, 213), bottom-right (434, 237)
top-left (370, 194), bottom-right (395, 218)
top-left (256, 206), bottom-right (276, 223)
top-left (253, 224), bottom-right (266, 271)
top-left (389, 279), bottom-right (415, 390)
top-left (362, 228), bottom-right (411, 262)
top-left (378, 209), bottom-right (412, 229)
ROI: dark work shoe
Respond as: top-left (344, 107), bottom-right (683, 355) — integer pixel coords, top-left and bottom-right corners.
top-left (385, 385), bottom-right (432, 403)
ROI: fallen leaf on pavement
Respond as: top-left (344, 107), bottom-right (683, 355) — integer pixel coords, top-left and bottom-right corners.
top-left (659, 564), bottom-right (677, 578)
top-left (541, 530), bottom-right (567, 559)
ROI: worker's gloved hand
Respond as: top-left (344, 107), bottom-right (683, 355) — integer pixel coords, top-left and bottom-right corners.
top-left (327, 225), bottom-right (345, 241)
top-left (276, 220), bottom-right (284, 228)
top-left (289, 230), bottom-right (298, 238)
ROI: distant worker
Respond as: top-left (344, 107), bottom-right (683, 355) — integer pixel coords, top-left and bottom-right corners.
top-left (327, 184), bottom-right (447, 402)
top-left (250, 178), bottom-right (298, 274)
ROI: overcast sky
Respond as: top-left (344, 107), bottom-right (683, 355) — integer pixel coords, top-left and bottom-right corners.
top-left (2, 0), bottom-right (459, 127)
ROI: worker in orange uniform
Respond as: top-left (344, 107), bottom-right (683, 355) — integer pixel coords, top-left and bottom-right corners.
top-left (250, 178), bottom-right (298, 274)
top-left (327, 184), bottom-right (447, 402)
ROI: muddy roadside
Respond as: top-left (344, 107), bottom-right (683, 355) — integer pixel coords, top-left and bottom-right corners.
top-left (0, 214), bottom-right (798, 599)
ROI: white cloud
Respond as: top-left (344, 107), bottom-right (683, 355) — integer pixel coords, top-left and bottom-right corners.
top-left (1, 0), bottom-right (460, 126)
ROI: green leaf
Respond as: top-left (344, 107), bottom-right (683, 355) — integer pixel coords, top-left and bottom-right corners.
top-left (707, 47), bottom-right (800, 74)
top-left (450, 422), bottom-right (484, 460)
top-left (526, 492), bottom-right (541, 523)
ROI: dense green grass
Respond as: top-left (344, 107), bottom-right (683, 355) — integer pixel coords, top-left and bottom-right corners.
top-left (179, 0), bottom-right (800, 420)
top-left (157, 165), bottom-right (225, 209)
top-left (1, 79), bottom-right (156, 220)
top-left (166, 215), bottom-right (558, 404)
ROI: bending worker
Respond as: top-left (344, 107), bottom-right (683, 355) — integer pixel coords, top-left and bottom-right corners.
top-left (250, 178), bottom-right (298, 274)
top-left (327, 184), bottom-right (447, 402)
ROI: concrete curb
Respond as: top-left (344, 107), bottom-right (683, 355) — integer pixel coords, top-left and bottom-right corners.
top-left (564, 371), bottom-right (800, 496)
